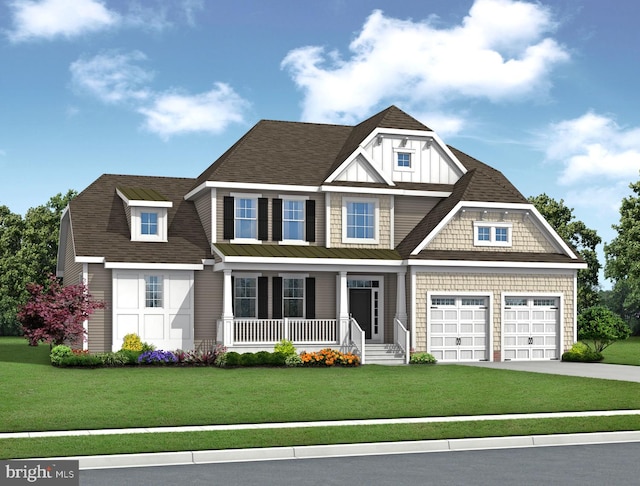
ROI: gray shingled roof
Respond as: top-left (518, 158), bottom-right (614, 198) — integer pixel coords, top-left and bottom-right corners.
top-left (70, 175), bottom-right (209, 264)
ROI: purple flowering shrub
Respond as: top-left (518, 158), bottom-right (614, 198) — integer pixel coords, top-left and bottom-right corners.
top-left (138, 350), bottom-right (178, 365)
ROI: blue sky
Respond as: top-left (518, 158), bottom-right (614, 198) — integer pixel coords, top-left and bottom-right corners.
top-left (1, 0), bottom-right (639, 285)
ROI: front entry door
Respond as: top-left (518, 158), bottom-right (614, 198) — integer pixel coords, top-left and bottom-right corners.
top-left (349, 288), bottom-right (372, 339)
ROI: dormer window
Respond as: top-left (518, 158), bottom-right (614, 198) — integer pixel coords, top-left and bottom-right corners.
top-left (116, 187), bottom-right (172, 242)
top-left (141, 212), bottom-right (158, 236)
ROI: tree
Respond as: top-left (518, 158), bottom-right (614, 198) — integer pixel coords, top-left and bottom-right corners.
top-left (0, 191), bottom-right (76, 336)
top-left (578, 305), bottom-right (631, 353)
top-left (18, 275), bottom-right (106, 346)
top-left (605, 179), bottom-right (640, 326)
top-left (528, 194), bottom-right (601, 311)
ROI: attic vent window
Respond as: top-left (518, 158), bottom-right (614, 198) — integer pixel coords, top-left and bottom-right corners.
top-left (473, 221), bottom-right (512, 247)
top-left (397, 152), bottom-right (411, 168)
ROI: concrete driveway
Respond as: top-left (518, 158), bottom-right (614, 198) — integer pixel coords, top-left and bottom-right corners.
top-left (458, 360), bottom-right (640, 383)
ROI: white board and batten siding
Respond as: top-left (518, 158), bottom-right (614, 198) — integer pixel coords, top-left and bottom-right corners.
top-left (502, 295), bottom-right (561, 360)
top-left (112, 270), bottom-right (194, 351)
top-left (428, 293), bottom-right (491, 362)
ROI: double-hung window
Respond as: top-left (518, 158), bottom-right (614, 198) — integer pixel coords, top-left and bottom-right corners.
top-left (283, 200), bottom-right (304, 241)
top-left (234, 277), bottom-right (257, 318)
top-left (343, 198), bottom-right (378, 243)
top-left (144, 275), bottom-right (163, 308)
top-left (283, 278), bottom-right (304, 317)
top-left (235, 198), bottom-right (257, 239)
top-left (474, 222), bottom-right (512, 247)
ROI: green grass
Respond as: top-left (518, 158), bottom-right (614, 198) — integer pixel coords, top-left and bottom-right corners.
top-left (4, 416), bottom-right (640, 460)
top-left (602, 336), bottom-right (640, 366)
top-left (3, 335), bottom-right (640, 460)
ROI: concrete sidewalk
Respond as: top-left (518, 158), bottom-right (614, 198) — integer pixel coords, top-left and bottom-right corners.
top-left (458, 361), bottom-right (640, 383)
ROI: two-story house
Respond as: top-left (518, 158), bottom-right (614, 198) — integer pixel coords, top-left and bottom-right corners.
top-left (56, 106), bottom-right (586, 364)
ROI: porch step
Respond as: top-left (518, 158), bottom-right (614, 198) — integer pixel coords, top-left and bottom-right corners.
top-left (364, 344), bottom-right (407, 366)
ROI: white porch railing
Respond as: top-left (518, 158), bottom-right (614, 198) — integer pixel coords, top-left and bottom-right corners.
top-left (394, 318), bottom-right (410, 364)
top-left (218, 318), bottom-right (338, 346)
top-left (349, 317), bottom-right (365, 365)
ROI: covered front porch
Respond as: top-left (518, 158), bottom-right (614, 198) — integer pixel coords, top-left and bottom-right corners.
top-left (215, 269), bottom-right (410, 364)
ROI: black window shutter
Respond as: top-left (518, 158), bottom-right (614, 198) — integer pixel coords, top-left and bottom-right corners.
top-left (272, 198), bottom-right (282, 241)
top-left (305, 277), bottom-right (315, 319)
top-left (272, 276), bottom-right (283, 319)
top-left (305, 199), bottom-right (315, 242)
top-left (258, 198), bottom-right (268, 241)
top-left (223, 196), bottom-right (235, 240)
top-left (230, 276), bottom-right (235, 313)
top-left (258, 277), bottom-right (268, 319)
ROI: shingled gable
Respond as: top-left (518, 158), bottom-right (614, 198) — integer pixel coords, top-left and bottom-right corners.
top-left (67, 174), bottom-right (209, 265)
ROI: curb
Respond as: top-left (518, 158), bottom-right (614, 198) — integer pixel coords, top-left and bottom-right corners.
top-left (37, 430), bottom-right (640, 470)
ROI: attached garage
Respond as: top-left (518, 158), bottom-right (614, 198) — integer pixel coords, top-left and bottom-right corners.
top-left (502, 296), bottom-right (560, 360)
top-left (428, 295), bottom-right (490, 362)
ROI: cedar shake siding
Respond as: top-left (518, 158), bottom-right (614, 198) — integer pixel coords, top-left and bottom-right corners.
top-left (329, 193), bottom-right (392, 249)
top-left (414, 272), bottom-right (576, 354)
top-left (87, 264), bottom-right (112, 353)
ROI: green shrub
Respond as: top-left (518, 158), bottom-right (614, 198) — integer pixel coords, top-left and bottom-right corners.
top-left (269, 351), bottom-right (287, 366)
top-left (118, 349), bottom-right (143, 365)
top-left (223, 352), bottom-right (241, 367)
top-left (410, 352), bottom-right (437, 364)
top-left (59, 354), bottom-right (103, 367)
top-left (254, 351), bottom-right (272, 366)
top-left (562, 341), bottom-right (603, 362)
top-left (50, 345), bottom-right (73, 366)
top-left (273, 339), bottom-right (297, 357)
top-left (141, 341), bottom-right (156, 352)
top-left (96, 351), bottom-right (130, 367)
top-left (240, 352), bottom-right (258, 367)
top-left (578, 306), bottom-right (631, 353)
top-left (285, 354), bottom-right (303, 367)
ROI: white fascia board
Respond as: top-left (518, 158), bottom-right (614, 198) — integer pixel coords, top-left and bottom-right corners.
top-left (202, 259), bottom-right (216, 266)
top-left (411, 201), bottom-right (464, 255)
top-left (116, 188), bottom-right (173, 208)
top-left (218, 256), bottom-right (406, 267)
top-left (407, 259), bottom-right (587, 270)
top-left (324, 148), bottom-right (394, 185)
top-left (526, 205), bottom-right (579, 259)
top-left (76, 256), bottom-right (106, 263)
top-left (104, 262), bottom-right (204, 270)
top-left (56, 208), bottom-right (70, 277)
top-left (362, 128), bottom-right (468, 176)
top-left (214, 261), bottom-right (408, 273)
top-left (321, 185), bottom-right (451, 198)
top-left (186, 181), bottom-right (321, 200)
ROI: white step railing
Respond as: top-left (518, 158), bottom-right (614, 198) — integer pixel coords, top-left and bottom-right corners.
top-left (394, 318), bottom-right (410, 364)
top-left (349, 317), bottom-right (365, 365)
top-left (219, 318), bottom-right (338, 345)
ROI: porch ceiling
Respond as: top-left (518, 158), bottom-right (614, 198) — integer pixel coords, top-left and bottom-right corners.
top-left (213, 243), bottom-right (402, 260)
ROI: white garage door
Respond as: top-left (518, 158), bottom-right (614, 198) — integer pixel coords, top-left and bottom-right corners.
top-left (429, 296), bottom-right (489, 362)
top-left (503, 297), bottom-right (559, 360)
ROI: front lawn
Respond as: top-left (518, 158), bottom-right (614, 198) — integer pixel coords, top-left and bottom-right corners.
top-left (602, 336), bottom-right (640, 366)
top-left (3, 337), bottom-right (640, 434)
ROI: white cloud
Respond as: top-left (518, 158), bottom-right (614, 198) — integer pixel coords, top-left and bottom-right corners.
top-left (70, 51), bottom-right (249, 138)
top-left (281, 0), bottom-right (569, 124)
top-left (138, 83), bottom-right (249, 139)
top-left (70, 51), bottom-right (153, 104)
top-left (7, 0), bottom-right (119, 42)
top-left (544, 112), bottom-right (640, 185)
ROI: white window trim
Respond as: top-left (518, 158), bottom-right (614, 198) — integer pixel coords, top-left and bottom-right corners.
top-left (342, 197), bottom-right (379, 244)
top-left (144, 274), bottom-right (164, 308)
top-left (279, 194), bottom-right (309, 245)
top-left (131, 207), bottom-right (168, 242)
top-left (230, 192), bottom-right (262, 244)
top-left (393, 147), bottom-right (416, 172)
top-left (473, 221), bottom-right (512, 247)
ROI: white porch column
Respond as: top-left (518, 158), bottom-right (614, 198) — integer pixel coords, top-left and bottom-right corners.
top-left (221, 269), bottom-right (234, 347)
top-left (338, 271), bottom-right (349, 345)
top-left (395, 270), bottom-right (408, 325)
